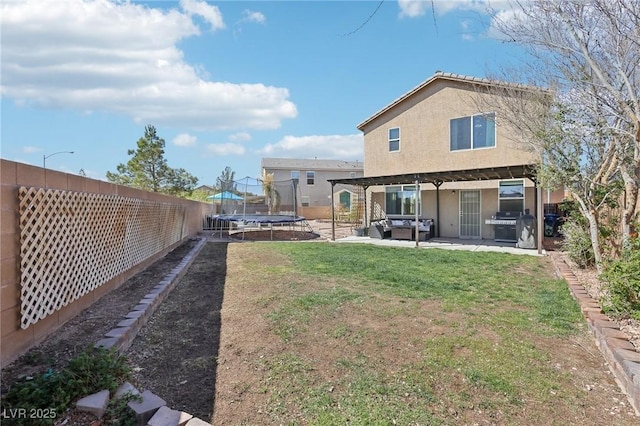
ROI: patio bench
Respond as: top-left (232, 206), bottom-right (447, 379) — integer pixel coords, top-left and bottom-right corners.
top-left (370, 217), bottom-right (434, 241)
top-left (390, 217), bottom-right (434, 241)
top-left (370, 221), bottom-right (391, 239)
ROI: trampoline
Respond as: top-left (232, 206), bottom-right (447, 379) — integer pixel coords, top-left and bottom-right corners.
top-left (205, 214), bottom-right (315, 240)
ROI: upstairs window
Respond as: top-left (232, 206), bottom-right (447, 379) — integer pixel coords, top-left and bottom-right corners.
top-left (306, 171), bottom-right (315, 185)
top-left (291, 170), bottom-right (300, 182)
top-left (450, 113), bottom-right (496, 151)
top-left (389, 127), bottom-right (400, 152)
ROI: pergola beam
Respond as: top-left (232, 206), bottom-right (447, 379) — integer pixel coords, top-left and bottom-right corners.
top-left (328, 164), bottom-right (543, 255)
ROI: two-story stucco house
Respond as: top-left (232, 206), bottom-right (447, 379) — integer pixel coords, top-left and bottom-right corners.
top-left (261, 158), bottom-right (364, 219)
top-left (329, 72), bottom-right (564, 244)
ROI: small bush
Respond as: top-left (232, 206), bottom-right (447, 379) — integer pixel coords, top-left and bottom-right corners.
top-left (561, 218), bottom-right (595, 268)
top-left (1, 347), bottom-right (130, 425)
top-left (104, 391), bottom-right (142, 426)
top-left (601, 237), bottom-right (640, 320)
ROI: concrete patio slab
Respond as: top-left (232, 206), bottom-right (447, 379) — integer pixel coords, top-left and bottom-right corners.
top-left (333, 235), bottom-right (546, 256)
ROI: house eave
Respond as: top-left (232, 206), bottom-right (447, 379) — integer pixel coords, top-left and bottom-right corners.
top-left (328, 164), bottom-right (539, 187)
top-left (357, 71), bottom-right (542, 132)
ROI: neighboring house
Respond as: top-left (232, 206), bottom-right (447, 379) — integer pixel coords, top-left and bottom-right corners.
top-left (193, 184), bottom-right (215, 199)
top-left (195, 184), bottom-right (215, 192)
top-left (329, 71), bottom-right (564, 242)
top-left (261, 158), bottom-right (364, 219)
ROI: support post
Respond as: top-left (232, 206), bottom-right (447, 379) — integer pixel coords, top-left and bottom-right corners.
top-left (363, 185), bottom-right (369, 230)
top-left (435, 181), bottom-right (442, 238)
top-left (330, 183), bottom-right (336, 241)
top-left (536, 184), bottom-right (543, 255)
top-left (415, 179), bottom-right (420, 248)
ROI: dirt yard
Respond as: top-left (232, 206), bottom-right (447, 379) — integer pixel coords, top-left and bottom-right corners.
top-left (1, 221), bottom-right (638, 425)
top-left (0, 221), bottom-right (350, 424)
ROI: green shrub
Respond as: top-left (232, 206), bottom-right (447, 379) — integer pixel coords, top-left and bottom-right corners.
top-left (561, 218), bottom-right (595, 268)
top-left (1, 347), bottom-right (130, 425)
top-left (104, 391), bottom-right (142, 426)
top-left (601, 237), bottom-right (640, 320)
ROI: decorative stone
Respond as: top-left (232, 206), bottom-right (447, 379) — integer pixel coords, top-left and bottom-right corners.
top-left (147, 405), bottom-right (193, 426)
top-left (127, 390), bottom-right (166, 425)
top-left (114, 381), bottom-right (141, 399)
top-left (76, 389), bottom-right (109, 418)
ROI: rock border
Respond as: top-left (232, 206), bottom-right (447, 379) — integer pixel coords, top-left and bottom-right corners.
top-left (79, 237), bottom-right (640, 423)
top-left (550, 251), bottom-right (640, 416)
top-left (91, 236), bottom-right (210, 425)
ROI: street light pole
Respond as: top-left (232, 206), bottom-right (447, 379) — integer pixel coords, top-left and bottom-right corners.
top-left (43, 151), bottom-right (74, 169)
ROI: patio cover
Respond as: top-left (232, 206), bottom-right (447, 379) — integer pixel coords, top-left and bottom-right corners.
top-left (327, 164), bottom-right (542, 253)
top-left (328, 164), bottom-right (537, 187)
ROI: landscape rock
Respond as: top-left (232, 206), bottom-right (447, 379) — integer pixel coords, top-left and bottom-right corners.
top-left (147, 405), bottom-right (193, 426)
top-left (128, 389), bottom-right (167, 425)
top-left (75, 389), bottom-right (110, 419)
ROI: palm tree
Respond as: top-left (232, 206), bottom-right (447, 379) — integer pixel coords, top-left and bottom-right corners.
top-left (262, 170), bottom-right (281, 214)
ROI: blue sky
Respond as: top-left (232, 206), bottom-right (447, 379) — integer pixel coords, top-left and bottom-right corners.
top-left (1, 0), bottom-right (523, 185)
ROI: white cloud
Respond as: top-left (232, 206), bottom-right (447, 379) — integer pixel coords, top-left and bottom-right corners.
top-left (259, 134), bottom-right (363, 160)
top-left (22, 146), bottom-right (41, 154)
top-left (398, 1), bottom-right (519, 42)
top-left (398, 0), bottom-right (430, 18)
top-left (205, 143), bottom-right (246, 156)
top-left (229, 132), bottom-right (252, 142)
top-left (180, 0), bottom-right (225, 30)
top-left (460, 19), bottom-right (475, 41)
top-left (399, 0), bottom-right (493, 18)
top-left (173, 133), bottom-right (197, 147)
top-left (80, 169), bottom-right (103, 180)
top-left (241, 9), bottom-right (266, 24)
top-left (0, 0), bottom-right (296, 131)
top-left (233, 9), bottom-right (266, 38)
top-left (486, 7), bottom-right (526, 40)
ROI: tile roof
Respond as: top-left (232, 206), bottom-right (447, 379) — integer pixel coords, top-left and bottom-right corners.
top-left (261, 157), bottom-right (363, 170)
top-left (357, 71), bottom-right (538, 131)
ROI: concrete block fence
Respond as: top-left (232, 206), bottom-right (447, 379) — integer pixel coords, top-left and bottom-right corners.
top-left (0, 159), bottom-right (211, 367)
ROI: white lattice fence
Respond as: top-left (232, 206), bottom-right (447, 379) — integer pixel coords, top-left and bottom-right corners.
top-left (18, 187), bottom-right (186, 329)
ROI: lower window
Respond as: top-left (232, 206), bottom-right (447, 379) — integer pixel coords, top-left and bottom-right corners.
top-left (385, 185), bottom-right (418, 215)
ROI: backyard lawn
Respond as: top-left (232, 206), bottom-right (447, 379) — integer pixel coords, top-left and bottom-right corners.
top-left (212, 242), bottom-right (636, 425)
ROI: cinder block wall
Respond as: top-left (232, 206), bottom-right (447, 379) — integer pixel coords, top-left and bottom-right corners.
top-left (0, 159), bottom-right (210, 367)
top-left (299, 206), bottom-right (331, 220)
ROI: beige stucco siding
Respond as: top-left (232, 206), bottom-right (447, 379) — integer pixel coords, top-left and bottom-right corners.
top-left (361, 80), bottom-right (537, 178)
top-left (370, 184), bottom-right (541, 239)
top-left (262, 160), bottom-right (364, 210)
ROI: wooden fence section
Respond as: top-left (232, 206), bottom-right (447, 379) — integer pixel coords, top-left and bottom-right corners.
top-left (1, 159), bottom-right (210, 367)
top-left (18, 187), bottom-right (186, 329)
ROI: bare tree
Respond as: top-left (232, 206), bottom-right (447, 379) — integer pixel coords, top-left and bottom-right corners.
top-left (484, 0), bottom-right (639, 272)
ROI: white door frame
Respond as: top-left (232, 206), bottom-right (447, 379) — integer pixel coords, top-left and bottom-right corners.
top-left (459, 189), bottom-right (482, 239)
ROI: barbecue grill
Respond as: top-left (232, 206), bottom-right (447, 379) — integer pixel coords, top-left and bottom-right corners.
top-left (493, 211), bottom-right (520, 242)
